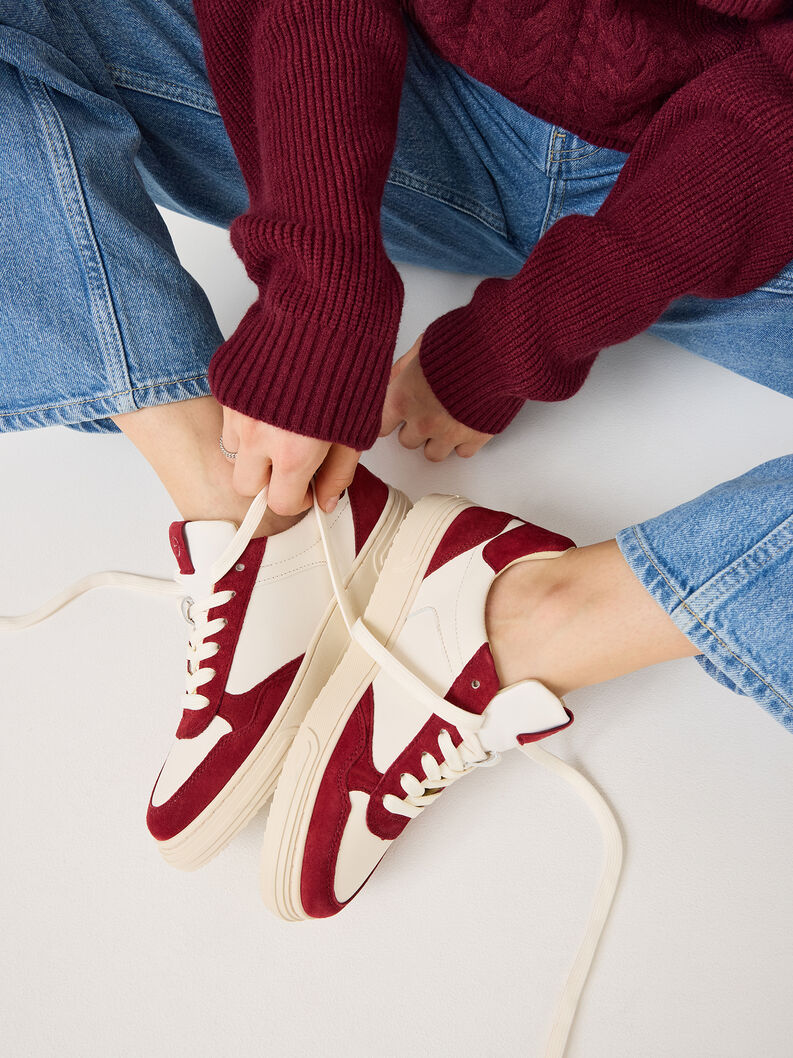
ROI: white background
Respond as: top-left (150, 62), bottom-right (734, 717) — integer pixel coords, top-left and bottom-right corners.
top-left (1, 210), bottom-right (792, 1057)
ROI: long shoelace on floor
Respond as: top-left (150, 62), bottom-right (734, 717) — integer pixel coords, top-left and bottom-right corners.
top-left (0, 484), bottom-right (622, 1058)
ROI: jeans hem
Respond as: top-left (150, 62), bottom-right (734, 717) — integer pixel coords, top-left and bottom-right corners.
top-left (0, 374), bottom-right (211, 432)
top-left (616, 524), bottom-right (793, 732)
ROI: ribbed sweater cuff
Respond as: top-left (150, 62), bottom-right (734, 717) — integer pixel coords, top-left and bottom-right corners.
top-left (208, 279), bottom-right (403, 450)
top-left (419, 291), bottom-right (595, 435)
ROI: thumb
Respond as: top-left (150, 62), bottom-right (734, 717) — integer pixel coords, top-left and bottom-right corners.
top-left (389, 332), bottom-right (424, 381)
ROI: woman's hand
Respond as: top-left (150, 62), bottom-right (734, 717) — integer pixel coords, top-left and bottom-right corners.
top-left (221, 409), bottom-right (361, 515)
top-left (379, 334), bottom-right (493, 461)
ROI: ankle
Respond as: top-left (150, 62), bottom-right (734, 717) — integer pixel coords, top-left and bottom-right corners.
top-left (485, 538), bottom-right (700, 697)
top-left (485, 552), bottom-right (579, 696)
top-left (113, 398), bottom-right (304, 537)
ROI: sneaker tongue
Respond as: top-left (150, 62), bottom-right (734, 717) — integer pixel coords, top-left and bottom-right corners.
top-left (478, 680), bottom-right (569, 752)
top-left (169, 520), bottom-right (238, 577)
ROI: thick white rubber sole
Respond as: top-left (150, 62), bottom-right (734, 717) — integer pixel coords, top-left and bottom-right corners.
top-left (155, 485), bottom-right (412, 871)
top-left (260, 493), bottom-right (474, 921)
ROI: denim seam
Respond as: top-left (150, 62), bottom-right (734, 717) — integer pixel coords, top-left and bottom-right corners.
top-left (684, 514), bottom-right (793, 612)
top-left (540, 131), bottom-right (568, 234)
top-left (549, 130), bottom-right (603, 161)
top-left (548, 129), bottom-right (565, 171)
top-left (24, 75), bottom-right (135, 408)
top-left (757, 278), bottom-right (793, 295)
top-left (557, 146), bottom-right (602, 160)
top-left (386, 167), bottom-right (507, 236)
top-left (627, 525), bottom-right (792, 710)
top-left (0, 374), bottom-right (209, 418)
top-left (539, 175), bottom-right (566, 238)
top-left (106, 64), bottom-right (220, 116)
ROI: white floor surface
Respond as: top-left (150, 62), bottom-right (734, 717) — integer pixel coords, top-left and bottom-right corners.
top-left (1, 210), bottom-right (792, 1058)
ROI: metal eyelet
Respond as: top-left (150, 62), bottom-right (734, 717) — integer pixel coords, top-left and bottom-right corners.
top-left (466, 750), bottom-right (501, 770)
top-left (181, 596), bottom-right (195, 626)
top-left (471, 679), bottom-right (481, 690)
top-left (235, 563), bottom-right (245, 572)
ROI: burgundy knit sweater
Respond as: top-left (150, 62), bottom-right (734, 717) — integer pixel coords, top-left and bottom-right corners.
top-left (192, 0), bottom-right (793, 449)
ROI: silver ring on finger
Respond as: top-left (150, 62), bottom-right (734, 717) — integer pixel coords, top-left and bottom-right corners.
top-left (219, 435), bottom-right (238, 461)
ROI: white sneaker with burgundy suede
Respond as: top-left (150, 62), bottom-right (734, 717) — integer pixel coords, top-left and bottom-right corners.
top-left (147, 465), bottom-right (410, 870)
top-left (260, 492), bottom-right (577, 921)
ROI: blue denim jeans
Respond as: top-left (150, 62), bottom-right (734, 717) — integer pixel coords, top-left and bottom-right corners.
top-left (1, 1), bottom-right (792, 729)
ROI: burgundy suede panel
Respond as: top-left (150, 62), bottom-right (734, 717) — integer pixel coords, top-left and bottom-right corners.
top-left (517, 707), bottom-right (575, 743)
top-left (147, 654), bottom-right (303, 841)
top-left (347, 463), bottom-right (389, 555)
top-left (300, 689), bottom-right (385, 919)
top-left (424, 507), bottom-right (513, 578)
top-left (445, 643), bottom-right (500, 717)
top-left (217, 652), bottom-right (305, 731)
top-left (483, 523), bottom-right (576, 573)
top-left (177, 703), bottom-right (216, 740)
top-left (169, 522), bottom-right (195, 574)
top-left (179, 536), bottom-right (267, 737)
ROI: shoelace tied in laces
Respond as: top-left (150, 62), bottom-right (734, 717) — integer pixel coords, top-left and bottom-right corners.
top-left (1, 482), bottom-right (623, 1058)
top-left (382, 725), bottom-right (499, 819)
top-left (172, 489), bottom-right (270, 734)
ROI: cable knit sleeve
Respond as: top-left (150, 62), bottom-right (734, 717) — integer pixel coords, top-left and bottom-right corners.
top-left (192, 0), bottom-right (407, 449)
top-left (418, 20), bottom-right (793, 435)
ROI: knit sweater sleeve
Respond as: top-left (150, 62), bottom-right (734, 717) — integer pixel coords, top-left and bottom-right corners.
top-left (418, 21), bottom-right (793, 434)
top-left (192, 0), bottom-right (407, 449)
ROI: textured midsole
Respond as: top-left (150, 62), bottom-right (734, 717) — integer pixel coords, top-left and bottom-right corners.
top-left (156, 484), bottom-right (412, 871)
top-left (260, 493), bottom-right (474, 920)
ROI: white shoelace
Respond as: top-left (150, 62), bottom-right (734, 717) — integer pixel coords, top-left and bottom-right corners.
top-left (182, 587), bottom-right (233, 710)
top-left (177, 486), bottom-right (271, 714)
top-left (383, 727), bottom-right (499, 819)
top-left (1, 485), bottom-right (622, 1057)
top-left (312, 498), bottom-right (624, 1058)
top-left (0, 485), bottom-right (274, 721)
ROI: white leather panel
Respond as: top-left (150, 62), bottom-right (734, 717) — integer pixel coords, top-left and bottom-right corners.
top-left (151, 716), bottom-right (232, 807)
top-left (396, 519), bottom-right (522, 681)
top-left (226, 497), bottom-right (356, 696)
top-left (258, 493), bottom-right (355, 584)
top-left (183, 521), bottom-right (238, 572)
top-left (179, 521), bottom-right (238, 601)
top-left (370, 519), bottom-right (522, 770)
top-left (409, 518), bottom-right (522, 677)
top-left (227, 563), bottom-right (333, 695)
top-left (333, 790), bottom-right (392, 903)
top-left (370, 635), bottom-right (440, 774)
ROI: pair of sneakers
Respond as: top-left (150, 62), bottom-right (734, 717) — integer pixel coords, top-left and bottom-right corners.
top-left (3, 462), bottom-right (622, 1054)
top-left (148, 463), bottom-right (577, 919)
